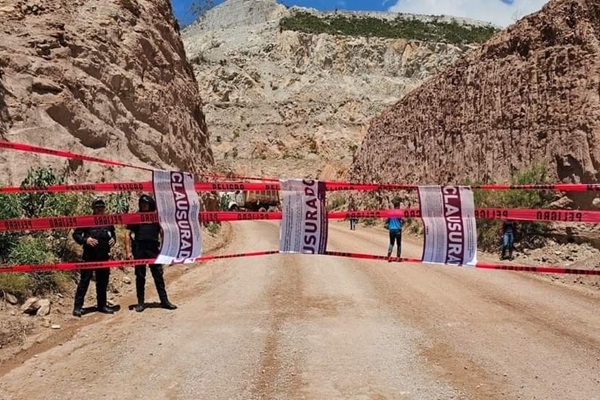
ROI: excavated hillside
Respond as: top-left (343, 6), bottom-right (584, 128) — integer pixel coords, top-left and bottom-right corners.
top-left (0, 0), bottom-right (213, 184)
top-left (182, 0), bottom-right (496, 180)
top-left (351, 0), bottom-right (600, 201)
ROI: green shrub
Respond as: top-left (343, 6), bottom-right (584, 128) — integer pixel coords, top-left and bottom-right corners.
top-left (0, 167), bottom-right (85, 296)
top-left (7, 236), bottom-right (54, 265)
top-left (327, 195), bottom-right (346, 211)
top-left (107, 192), bottom-right (131, 214)
top-left (1, 236), bottom-right (68, 296)
top-left (0, 273), bottom-right (30, 297)
top-left (0, 192), bottom-right (21, 262)
top-left (206, 222), bottom-right (221, 236)
top-left (362, 218), bottom-right (377, 226)
top-left (472, 164), bottom-right (551, 251)
top-left (219, 192), bottom-right (232, 211)
top-left (280, 12), bottom-right (498, 44)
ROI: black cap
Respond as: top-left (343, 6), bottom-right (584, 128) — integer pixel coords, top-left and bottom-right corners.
top-left (139, 194), bottom-right (156, 211)
top-left (91, 197), bottom-right (106, 207)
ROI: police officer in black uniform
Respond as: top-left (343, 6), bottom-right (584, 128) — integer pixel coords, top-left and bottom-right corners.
top-left (125, 194), bottom-right (177, 312)
top-left (72, 198), bottom-right (116, 317)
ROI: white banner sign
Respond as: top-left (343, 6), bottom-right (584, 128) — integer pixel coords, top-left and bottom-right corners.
top-left (418, 186), bottom-right (477, 266)
top-left (153, 170), bottom-right (202, 264)
top-left (279, 179), bottom-right (328, 254)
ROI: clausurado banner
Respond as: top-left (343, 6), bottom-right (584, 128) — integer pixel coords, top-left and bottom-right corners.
top-left (279, 179), bottom-right (328, 254)
top-left (153, 171), bottom-right (202, 264)
top-left (418, 186), bottom-right (477, 266)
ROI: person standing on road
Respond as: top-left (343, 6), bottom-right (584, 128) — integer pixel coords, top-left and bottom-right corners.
top-left (72, 198), bottom-right (116, 317)
top-left (501, 220), bottom-right (517, 260)
top-left (386, 201), bottom-right (403, 260)
top-left (124, 194), bottom-right (177, 313)
top-left (349, 200), bottom-right (358, 231)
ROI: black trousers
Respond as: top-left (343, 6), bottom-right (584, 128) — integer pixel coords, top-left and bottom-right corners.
top-left (388, 229), bottom-right (402, 257)
top-left (133, 242), bottom-right (169, 304)
top-left (74, 254), bottom-right (110, 309)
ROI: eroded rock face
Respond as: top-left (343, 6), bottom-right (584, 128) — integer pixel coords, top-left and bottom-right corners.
top-left (0, 0), bottom-right (213, 184)
top-left (351, 0), bottom-right (600, 195)
top-left (182, 0), bottom-right (476, 180)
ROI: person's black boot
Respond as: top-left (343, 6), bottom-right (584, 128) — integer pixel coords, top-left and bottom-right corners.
top-left (98, 306), bottom-right (115, 314)
top-left (72, 308), bottom-right (83, 318)
top-left (160, 301), bottom-right (177, 310)
top-left (136, 293), bottom-right (145, 313)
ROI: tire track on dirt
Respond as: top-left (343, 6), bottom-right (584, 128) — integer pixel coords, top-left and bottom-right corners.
top-left (249, 222), bottom-right (461, 399)
top-left (250, 252), bottom-right (306, 399)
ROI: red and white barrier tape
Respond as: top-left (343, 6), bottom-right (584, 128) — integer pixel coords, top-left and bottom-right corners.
top-left (5, 180), bottom-right (600, 194)
top-left (323, 251), bottom-right (600, 276)
top-left (0, 140), bottom-right (153, 171)
top-left (1, 250), bottom-right (598, 276)
top-left (0, 250), bottom-right (280, 273)
top-left (0, 181), bottom-right (284, 194)
top-left (4, 139), bottom-right (600, 192)
top-left (0, 208), bottom-right (596, 233)
top-left (203, 173), bottom-right (280, 182)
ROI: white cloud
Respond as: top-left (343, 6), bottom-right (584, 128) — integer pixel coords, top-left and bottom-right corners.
top-left (388, 0), bottom-right (549, 27)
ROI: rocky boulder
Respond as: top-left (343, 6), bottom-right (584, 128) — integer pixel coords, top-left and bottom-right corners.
top-left (0, 0), bottom-right (213, 184)
top-left (351, 0), bottom-right (600, 208)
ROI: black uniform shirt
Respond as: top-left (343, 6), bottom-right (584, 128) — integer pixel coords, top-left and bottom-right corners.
top-left (73, 225), bottom-right (116, 258)
top-left (126, 223), bottom-right (161, 242)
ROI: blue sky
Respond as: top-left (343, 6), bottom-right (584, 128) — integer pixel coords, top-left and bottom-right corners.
top-left (172, 0), bottom-right (549, 28)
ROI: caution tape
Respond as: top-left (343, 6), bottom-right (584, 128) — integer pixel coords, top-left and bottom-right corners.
top-left (323, 251), bottom-right (600, 276)
top-left (5, 140), bottom-right (600, 193)
top-left (0, 212), bottom-right (158, 232)
top-left (204, 173), bottom-right (280, 182)
top-left (0, 140), bottom-right (154, 171)
top-left (0, 182), bottom-right (153, 194)
top-left (0, 250), bottom-right (281, 273)
top-left (2, 249), bottom-right (598, 276)
top-left (0, 181), bottom-right (284, 194)
top-left (5, 179), bottom-right (600, 194)
top-left (205, 208), bottom-right (594, 224)
top-left (1, 207), bottom-right (599, 233)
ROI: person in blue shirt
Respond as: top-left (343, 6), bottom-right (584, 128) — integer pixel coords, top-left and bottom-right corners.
top-left (386, 201), bottom-right (403, 260)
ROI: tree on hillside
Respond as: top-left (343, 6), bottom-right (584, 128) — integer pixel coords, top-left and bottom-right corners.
top-left (189, 0), bottom-right (216, 20)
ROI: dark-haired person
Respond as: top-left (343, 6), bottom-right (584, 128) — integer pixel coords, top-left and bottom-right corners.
top-left (349, 200), bottom-right (358, 231)
top-left (72, 198), bottom-right (116, 317)
top-left (125, 194), bottom-right (177, 312)
top-left (386, 201), bottom-right (403, 261)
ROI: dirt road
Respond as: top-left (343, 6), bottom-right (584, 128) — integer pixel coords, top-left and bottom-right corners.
top-left (1, 221), bottom-right (599, 400)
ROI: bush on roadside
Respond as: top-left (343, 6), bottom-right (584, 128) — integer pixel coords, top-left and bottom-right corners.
top-left (0, 167), bottom-right (88, 297)
top-left (472, 164), bottom-right (552, 251)
top-left (206, 222), bottom-right (221, 236)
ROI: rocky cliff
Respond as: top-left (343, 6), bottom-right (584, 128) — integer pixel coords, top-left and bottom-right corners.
top-left (351, 0), bottom-right (600, 202)
top-left (0, 0), bottom-right (213, 184)
top-left (182, 0), bottom-right (492, 180)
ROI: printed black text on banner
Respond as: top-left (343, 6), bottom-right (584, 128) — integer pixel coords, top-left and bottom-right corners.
top-left (418, 186), bottom-right (478, 266)
top-left (153, 171), bottom-right (202, 264)
top-left (279, 179), bottom-right (328, 254)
